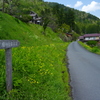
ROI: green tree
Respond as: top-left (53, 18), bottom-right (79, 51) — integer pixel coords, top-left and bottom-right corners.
top-left (52, 4), bottom-right (66, 26)
top-left (2, 0), bottom-right (20, 14)
top-left (97, 21), bottom-right (100, 32)
top-left (72, 31), bottom-right (79, 41)
top-left (86, 24), bottom-right (99, 33)
top-left (41, 8), bottom-right (51, 35)
top-left (74, 23), bottom-right (81, 34)
top-left (42, 18), bottom-right (50, 35)
top-left (66, 9), bottom-right (75, 31)
top-left (58, 23), bottom-right (70, 33)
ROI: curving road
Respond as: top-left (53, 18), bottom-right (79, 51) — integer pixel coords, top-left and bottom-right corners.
top-left (67, 41), bottom-right (100, 100)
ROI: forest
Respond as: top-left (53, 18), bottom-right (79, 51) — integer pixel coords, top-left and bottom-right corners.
top-left (0, 0), bottom-right (100, 37)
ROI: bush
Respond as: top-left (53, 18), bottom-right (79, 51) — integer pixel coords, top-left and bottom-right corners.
top-left (79, 41), bottom-right (100, 55)
top-left (87, 40), bottom-right (97, 47)
top-left (72, 32), bottom-right (79, 41)
top-left (19, 15), bottom-right (32, 22)
top-left (91, 46), bottom-right (99, 53)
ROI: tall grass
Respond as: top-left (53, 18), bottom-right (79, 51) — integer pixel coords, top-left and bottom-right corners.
top-left (0, 43), bottom-right (71, 100)
top-left (78, 41), bottom-right (100, 55)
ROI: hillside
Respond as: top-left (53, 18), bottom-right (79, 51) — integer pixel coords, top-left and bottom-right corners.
top-left (0, 11), bottom-right (62, 46)
top-left (1, 0), bottom-right (100, 36)
top-left (46, 2), bottom-right (99, 22)
top-left (0, 12), bottom-right (72, 99)
top-left (45, 2), bottom-right (100, 34)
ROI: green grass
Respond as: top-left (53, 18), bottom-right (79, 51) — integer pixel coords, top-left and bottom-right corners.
top-left (0, 43), bottom-right (72, 100)
top-left (78, 41), bottom-right (100, 55)
top-left (0, 12), bottom-right (72, 100)
top-left (0, 12), bottom-right (62, 46)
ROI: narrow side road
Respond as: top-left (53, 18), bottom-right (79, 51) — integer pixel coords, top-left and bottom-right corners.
top-left (67, 41), bottom-right (100, 100)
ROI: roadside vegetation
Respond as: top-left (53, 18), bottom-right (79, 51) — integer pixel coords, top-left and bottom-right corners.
top-left (78, 41), bottom-right (100, 55)
top-left (0, 12), bottom-right (72, 99)
top-left (0, 43), bottom-right (71, 100)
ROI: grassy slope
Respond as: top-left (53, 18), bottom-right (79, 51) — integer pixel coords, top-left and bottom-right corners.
top-left (0, 12), bottom-right (62, 46)
top-left (0, 12), bottom-right (72, 100)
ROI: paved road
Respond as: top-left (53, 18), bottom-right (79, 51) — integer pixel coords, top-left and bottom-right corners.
top-left (67, 41), bottom-right (100, 100)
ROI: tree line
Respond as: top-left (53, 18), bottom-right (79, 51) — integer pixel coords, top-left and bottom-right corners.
top-left (0, 0), bottom-right (100, 37)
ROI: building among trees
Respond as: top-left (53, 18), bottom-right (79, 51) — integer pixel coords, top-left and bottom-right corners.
top-left (29, 11), bottom-right (41, 24)
top-left (79, 33), bottom-right (100, 42)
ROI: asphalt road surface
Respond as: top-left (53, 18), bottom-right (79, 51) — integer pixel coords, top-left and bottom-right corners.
top-left (67, 41), bottom-right (100, 100)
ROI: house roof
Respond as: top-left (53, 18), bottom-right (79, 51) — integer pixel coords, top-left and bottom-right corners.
top-left (66, 33), bottom-right (72, 35)
top-left (79, 36), bottom-right (84, 39)
top-left (35, 17), bottom-right (41, 20)
top-left (84, 33), bottom-right (100, 37)
top-left (30, 13), bottom-right (37, 16)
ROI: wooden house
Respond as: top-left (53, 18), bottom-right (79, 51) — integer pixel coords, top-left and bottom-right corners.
top-left (79, 33), bottom-right (100, 42)
top-left (0, 8), bottom-right (2, 11)
top-left (66, 33), bottom-right (72, 37)
top-left (29, 11), bottom-right (41, 24)
top-left (79, 36), bottom-right (84, 41)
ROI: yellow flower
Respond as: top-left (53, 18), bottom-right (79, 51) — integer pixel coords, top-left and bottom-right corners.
top-left (37, 81), bottom-right (39, 84)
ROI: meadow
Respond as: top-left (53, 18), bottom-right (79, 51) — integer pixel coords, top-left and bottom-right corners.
top-left (0, 43), bottom-right (71, 100)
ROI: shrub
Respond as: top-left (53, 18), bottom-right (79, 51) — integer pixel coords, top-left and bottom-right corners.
top-left (91, 46), bottom-right (99, 53)
top-left (87, 40), bottom-right (97, 47)
top-left (19, 15), bottom-right (32, 22)
top-left (79, 41), bottom-right (100, 55)
top-left (72, 32), bottom-right (79, 41)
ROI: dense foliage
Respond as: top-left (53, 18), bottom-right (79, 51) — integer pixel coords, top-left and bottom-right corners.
top-left (87, 40), bottom-right (98, 47)
top-left (42, 2), bottom-right (100, 34)
top-left (1, 0), bottom-right (100, 35)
